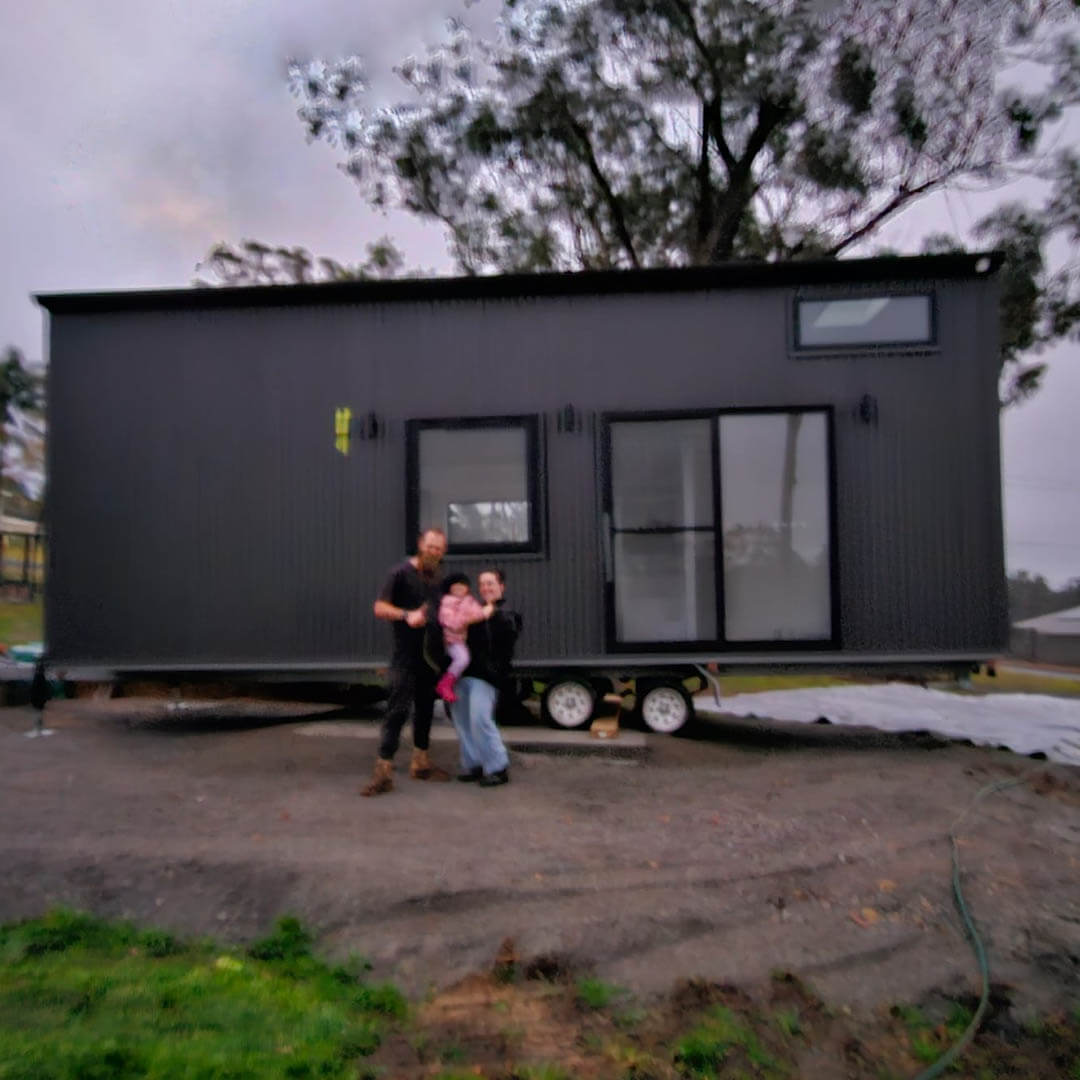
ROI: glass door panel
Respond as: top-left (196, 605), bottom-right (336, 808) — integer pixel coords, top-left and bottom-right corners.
top-left (718, 412), bottom-right (832, 641)
top-left (609, 418), bottom-right (715, 645)
top-left (614, 532), bottom-right (717, 642)
top-left (610, 420), bottom-right (713, 529)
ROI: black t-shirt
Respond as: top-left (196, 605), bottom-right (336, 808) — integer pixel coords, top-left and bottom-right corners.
top-left (377, 559), bottom-right (442, 668)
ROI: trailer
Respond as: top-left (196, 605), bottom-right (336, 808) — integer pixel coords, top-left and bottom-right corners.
top-left (35, 253), bottom-right (1008, 732)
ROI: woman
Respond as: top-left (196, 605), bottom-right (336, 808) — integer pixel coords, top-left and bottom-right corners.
top-left (449, 567), bottom-right (522, 787)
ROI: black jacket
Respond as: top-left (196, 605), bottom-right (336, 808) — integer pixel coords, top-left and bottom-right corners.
top-left (462, 600), bottom-right (522, 688)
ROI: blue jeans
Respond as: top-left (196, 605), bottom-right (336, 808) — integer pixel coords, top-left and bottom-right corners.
top-left (450, 677), bottom-right (510, 776)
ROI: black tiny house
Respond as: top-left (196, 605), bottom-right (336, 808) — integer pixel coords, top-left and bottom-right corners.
top-left (36, 254), bottom-right (1008, 729)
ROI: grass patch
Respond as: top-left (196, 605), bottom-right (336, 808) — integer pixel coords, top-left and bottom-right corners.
top-left (909, 1031), bottom-right (939, 1064)
top-left (709, 667), bottom-right (1080, 700)
top-left (969, 667), bottom-right (1080, 697)
top-left (890, 1003), bottom-right (929, 1031)
top-left (773, 1009), bottom-right (802, 1037)
top-left (673, 1004), bottom-right (785, 1078)
top-left (509, 1066), bottom-right (575, 1080)
top-left (0, 600), bottom-right (42, 648)
top-left (576, 977), bottom-right (626, 1010)
top-left (711, 674), bottom-right (855, 696)
top-left (613, 1005), bottom-right (647, 1031)
top-left (945, 1001), bottom-right (974, 1038)
top-left (0, 910), bottom-right (397, 1079)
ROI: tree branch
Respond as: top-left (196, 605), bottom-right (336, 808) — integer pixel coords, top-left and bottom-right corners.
top-left (696, 101), bottom-right (714, 251)
top-left (561, 105), bottom-right (641, 268)
top-left (825, 173), bottom-right (956, 257)
top-left (701, 98), bottom-right (789, 262)
top-left (668, 0), bottom-right (736, 173)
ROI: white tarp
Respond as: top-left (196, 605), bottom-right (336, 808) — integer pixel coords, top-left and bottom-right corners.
top-left (698, 683), bottom-right (1080, 765)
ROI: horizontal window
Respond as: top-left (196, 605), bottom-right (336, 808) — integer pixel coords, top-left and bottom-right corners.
top-left (407, 417), bottom-right (542, 554)
top-left (795, 294), bottom-right (933, 348)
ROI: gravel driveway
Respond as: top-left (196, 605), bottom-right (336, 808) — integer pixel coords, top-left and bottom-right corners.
top-left (3, 699), bottom-right (1078, 1019)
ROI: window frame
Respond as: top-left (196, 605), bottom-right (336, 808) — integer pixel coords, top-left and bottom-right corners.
top-left (792, 291), bottom-right (937, 353)
top-left (600, 407), bottom-right (841, 653)
top-left (405, 415), bottom-right (544, 556)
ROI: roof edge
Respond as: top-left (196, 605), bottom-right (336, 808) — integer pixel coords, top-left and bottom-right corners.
top-left (34, 251), bottom-right (1004, 315)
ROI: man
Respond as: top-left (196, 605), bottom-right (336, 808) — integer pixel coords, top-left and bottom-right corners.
top-left (363, 528), bottom-right (452, 796)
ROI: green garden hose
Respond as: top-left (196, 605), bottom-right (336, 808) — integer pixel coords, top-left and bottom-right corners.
top-left (910, 775), bottom-right (1029, 1080)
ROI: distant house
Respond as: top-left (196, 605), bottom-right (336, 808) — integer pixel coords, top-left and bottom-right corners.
top-left (1010, 606), bottom-right (1080, 668)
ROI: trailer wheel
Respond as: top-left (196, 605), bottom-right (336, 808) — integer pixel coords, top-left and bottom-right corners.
top-left (541, 678), bottom-right (596, 729)
top-left (639, 682), bottom-right (694, 735)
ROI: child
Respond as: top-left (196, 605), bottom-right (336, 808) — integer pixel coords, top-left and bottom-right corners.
top-left (436, 573), bottom-right (494, 703)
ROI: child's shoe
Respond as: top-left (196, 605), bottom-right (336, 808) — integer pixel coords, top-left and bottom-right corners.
top-left (436, 673), bottom-right (457, 703)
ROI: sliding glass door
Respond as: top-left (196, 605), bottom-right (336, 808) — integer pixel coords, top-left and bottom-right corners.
top-left (605, 410), bottom-right (834, 649)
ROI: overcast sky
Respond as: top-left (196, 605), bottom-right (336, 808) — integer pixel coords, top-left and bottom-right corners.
top-left (2, 0), bottom-right (1077, 588)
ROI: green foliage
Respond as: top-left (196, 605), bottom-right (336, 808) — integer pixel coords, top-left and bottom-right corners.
top-left (290, 0), bottom-right (1077, 266)
top-left (673, 1005), bottom-right (782, 1078)
top-left (909, 1031), bottom-right (939, 1063)
top-left (352, 982), bottom-right (407, 1019)
top-left (945, 1001), bottom-right (975, 1038)
top-left (831, 39), bottom-right (876, 115)
top-left (890, 1003), bottom-right (929, 1031)
top-left (1007, 569), bottom-right (1080, 623)
top-left (0, 909), bottom-right (135, 960)
top-left (613, 1005), bottom-right (647, 1031)
top-left (799, 129), bottom-right (867, 194)
top-left (674, 1026), bottom-right (730, 1076)
top-left (509, 1066), bottom-right (575, 1080)
top-left (0, 911), bottom-right (400, 1080)
top-left (0, 347), bottom-right (42, 414)
top-left (193, 236), bottom-right (416, 287)
top-left (926, 163), bottom-right (1080, 404)
top-left (247, 915), bottom-right (313, 962)
top-left (892, 77), bottom-right (928, 149)
top-left (575, 976), bottom-right (625, 1010)
top-left (774, 1009), bottom-right (802, 1037)
top-left (138, 930), bottom-right (181, 958)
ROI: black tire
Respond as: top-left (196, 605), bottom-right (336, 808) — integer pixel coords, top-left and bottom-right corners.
top-left (541, 677), bottom-right (597, 730)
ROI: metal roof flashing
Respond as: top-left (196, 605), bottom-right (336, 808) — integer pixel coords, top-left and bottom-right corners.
top-left (33, 252), bottom-right (1004, 316)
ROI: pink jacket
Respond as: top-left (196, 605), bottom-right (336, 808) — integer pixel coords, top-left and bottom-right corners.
top-left (439, 593), bottom-right (485, 644)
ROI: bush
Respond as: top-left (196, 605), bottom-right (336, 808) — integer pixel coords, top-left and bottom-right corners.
top-left (247, 916), bottom-right (313, 962)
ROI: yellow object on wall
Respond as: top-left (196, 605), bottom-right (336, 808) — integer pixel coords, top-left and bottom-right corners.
top-left (334, 407), bottom-right (352, 456)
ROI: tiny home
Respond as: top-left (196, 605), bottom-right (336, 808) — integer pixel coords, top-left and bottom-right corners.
top-left (37, 254), bottom-right (1008, 730)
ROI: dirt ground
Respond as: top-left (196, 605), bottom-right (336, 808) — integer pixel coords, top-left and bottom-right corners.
top-left (3, 698), bottom-right (1079, 1040)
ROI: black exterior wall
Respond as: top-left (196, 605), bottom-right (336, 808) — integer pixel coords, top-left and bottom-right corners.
top-left (36, 254), bottom-right (1008, 674)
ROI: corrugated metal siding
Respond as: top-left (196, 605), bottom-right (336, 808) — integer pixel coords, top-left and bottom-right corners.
top-left (45, 276), bottom-right (1007, 669)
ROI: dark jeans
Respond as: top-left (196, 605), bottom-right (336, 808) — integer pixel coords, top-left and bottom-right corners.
top-left (378, 663), bottom-right (437, 760)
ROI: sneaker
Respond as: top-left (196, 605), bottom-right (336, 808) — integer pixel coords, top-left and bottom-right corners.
top-left (457, 766), bottom-right (483, 783)
top-left (478, 769), bottom-right (509, 787)
top-left (436, 673), bottom-right (457, 703)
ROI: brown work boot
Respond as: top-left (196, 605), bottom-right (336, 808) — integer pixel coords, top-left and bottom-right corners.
top-left (409, 748), bottom-right (451, 781)
top-left (360, 757), bottom-right (394, 797)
